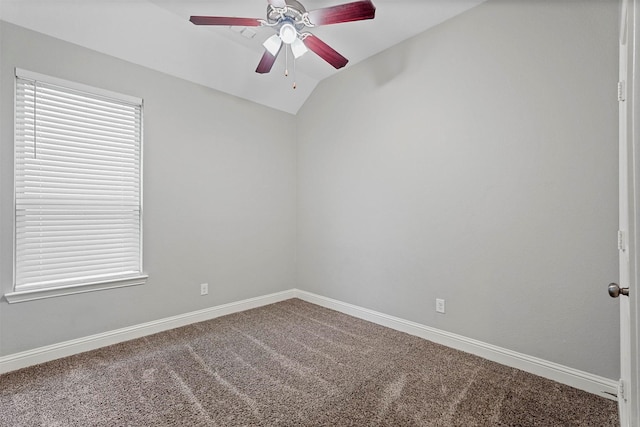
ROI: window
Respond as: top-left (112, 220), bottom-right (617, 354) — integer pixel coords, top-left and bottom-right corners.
top-left (7, 69), bottom-right (146, 303)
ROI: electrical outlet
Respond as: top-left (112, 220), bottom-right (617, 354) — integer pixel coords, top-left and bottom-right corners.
top-left (200, 283), bottom-right (208, 296)
top-left (436, 298), bottom-right (445, 314)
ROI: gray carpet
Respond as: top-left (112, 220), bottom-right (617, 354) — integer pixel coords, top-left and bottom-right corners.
top-left (0, 299), bottom-right (619, 426)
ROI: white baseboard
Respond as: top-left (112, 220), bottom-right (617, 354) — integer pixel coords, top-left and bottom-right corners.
top-left (293, 289), bottom-right (619, 401)
top-left (0, 287), bottom-right (618, 402)
top-left (0, 289), bottom-right (295, 375)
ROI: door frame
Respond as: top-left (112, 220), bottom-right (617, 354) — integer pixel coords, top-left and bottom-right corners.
top-left (630, 0), bottom-right (639, 420)
top-left (621, 0), bottom-right (640, 425)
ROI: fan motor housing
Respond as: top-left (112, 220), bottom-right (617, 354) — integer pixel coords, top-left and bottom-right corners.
top-left (267, 0), bottom-right (307, 32)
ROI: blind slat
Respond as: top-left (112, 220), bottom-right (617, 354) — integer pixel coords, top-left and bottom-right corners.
top-left (16, 238), bottom-right (141, 252)
top-left (15, 135), bottom-right (140, 157)
top-left (17, 83), bottom-right (141, 111)
top-left (18, 265), bottom-right (141, 285)
top-left (16, 95), bottom-right (141, 125)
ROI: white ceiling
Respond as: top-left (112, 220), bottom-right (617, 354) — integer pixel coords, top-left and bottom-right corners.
top-left (0, 0), bottom-right (485, 114)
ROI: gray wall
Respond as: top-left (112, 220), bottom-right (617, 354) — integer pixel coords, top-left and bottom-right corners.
top-left (296, 0), bottom-right (620, 379)
top-left (0, 22), bottom-right (297, 356)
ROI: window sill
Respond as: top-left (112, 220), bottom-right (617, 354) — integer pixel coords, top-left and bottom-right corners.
top-left (3, 274), bottom-right (148, 304)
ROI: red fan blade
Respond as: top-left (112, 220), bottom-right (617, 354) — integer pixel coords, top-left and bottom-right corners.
top-left (268, 0), bottom-right (287, 7)
top-left (307, 0), bottom-right (376, 26)
top-left (303, 34), bottom-right (348, 69)
top-left (256, 49), bottom-right (281, 74)
top-left (189, 16), bottom-right (262, 26)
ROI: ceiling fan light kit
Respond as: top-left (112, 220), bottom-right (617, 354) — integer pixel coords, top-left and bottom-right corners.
top-left (190, 0), bottom-right (376, 88)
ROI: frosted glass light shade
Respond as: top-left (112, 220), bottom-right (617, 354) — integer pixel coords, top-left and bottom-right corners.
top-left (279, 23), bottom-right (297, 44)
top-left (263, 34), bottom-right (282, 55)
top-left (291, 38), bottom-right (308, 59)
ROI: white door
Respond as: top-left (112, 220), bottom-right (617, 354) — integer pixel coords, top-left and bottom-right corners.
top-left (617, 0), bottom-right (639, 425)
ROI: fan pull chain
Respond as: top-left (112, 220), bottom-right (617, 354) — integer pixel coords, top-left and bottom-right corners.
top-left (293, 53), bottom-right (297, 89)
top-left (284, 47), bottom-right (289, 77)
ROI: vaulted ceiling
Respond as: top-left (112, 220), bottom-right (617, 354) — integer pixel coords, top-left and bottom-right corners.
top-left (0, 0), bottom-right (485, 114)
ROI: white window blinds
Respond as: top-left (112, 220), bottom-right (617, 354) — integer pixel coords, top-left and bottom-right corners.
top-left (14, 69), bottom-right (143, 292)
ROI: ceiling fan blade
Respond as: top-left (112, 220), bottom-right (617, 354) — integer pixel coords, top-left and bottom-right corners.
top-left (268, 0), bottom-right (287, 7)
top-left (302, 34), bottom-right (348, 69)
top-left (306, 0), bottom-right (376, 26)
top-left (189, 16), bottom-right (262, 26)
top-left (256, 48), bottom-right (281, 74)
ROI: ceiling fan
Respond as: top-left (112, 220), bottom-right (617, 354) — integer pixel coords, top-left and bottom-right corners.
top-left (190, 0), bottom-right (376, 84)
